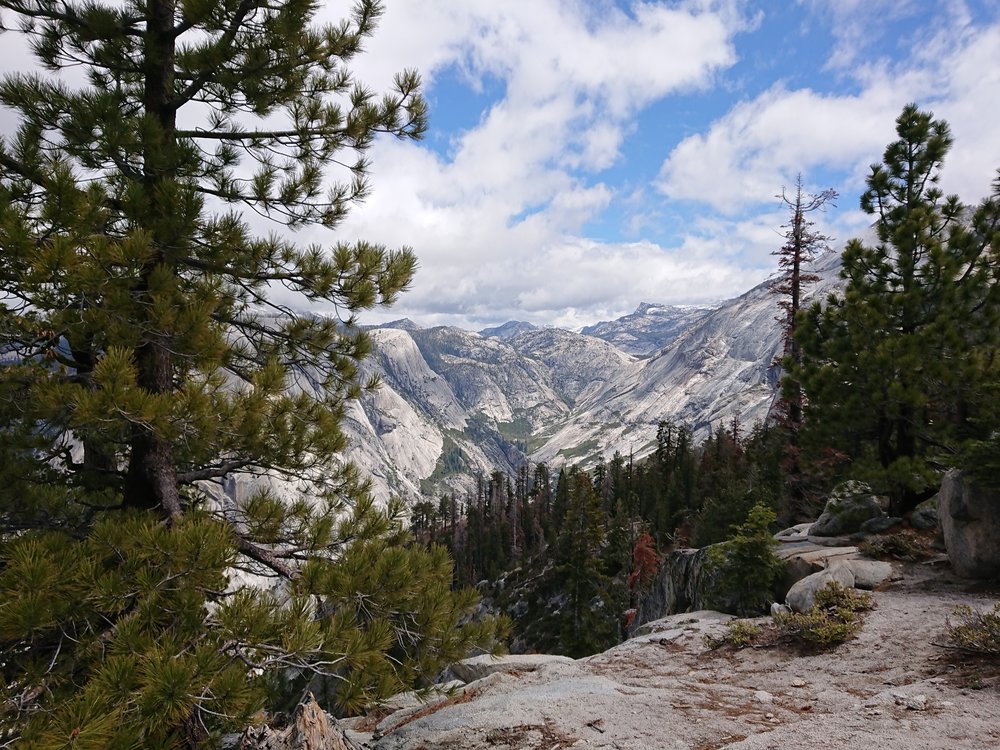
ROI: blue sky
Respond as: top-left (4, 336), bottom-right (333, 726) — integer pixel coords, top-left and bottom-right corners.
top-left (1, 1), bottom-right (996, 332)
top-left (320, 0), bottom-right (1000, 331)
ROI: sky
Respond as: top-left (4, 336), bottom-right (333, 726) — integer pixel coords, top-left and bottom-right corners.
top-left (1, 1), bottom-right (998, 332)
top-left (315, 0), bottom-right (1000, 330)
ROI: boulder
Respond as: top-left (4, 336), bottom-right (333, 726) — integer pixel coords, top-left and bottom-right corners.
top-left (775, 543), bottom-right (857, 598)
top-left (939, 470), bottom-right (1000, 578)
top-left (784, 564), bottom-right (855, 613)
top-left (809, 481), bottom-right (885, 537)
top-left (841, 559), bottom-right (893, 590)
top-left (860, 516), bottom-right (902, 534)
top-left (774, 523), bottom-right (813, 542)
top-left (446, 654), bottom-right (575, 684)
top-left (910, 496), bottom-right (939, 531)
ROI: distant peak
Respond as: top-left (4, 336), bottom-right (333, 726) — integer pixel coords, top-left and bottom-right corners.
top-left (479, 321), bottom-right (537, 340)
top-left (633, 302), bottom-right (665, 315)
top-left (381, 318), bottom-right (421, 331)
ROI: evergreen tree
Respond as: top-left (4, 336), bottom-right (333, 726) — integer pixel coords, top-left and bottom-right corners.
top-left (770, 175), bottom-right (836, 519)
top-left (795, 105), bottom-right (1000, 513)
top-left (0, 1), bottom-right (503, 746)
top-left (552, 469), bottom-right (619, 658)
top-left (705, 503), bottom-right (782, 616)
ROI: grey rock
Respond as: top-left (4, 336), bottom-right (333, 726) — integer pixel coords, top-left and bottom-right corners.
top-left (860, 516), bottom-right (902, 534)
top-left (939, 469), bottom-right (1000, 578)
top-left (633, 610), bottom-right (734, 638)
top-left (581, 302), bottom-right (714, 356)
top-left (806, 533), bottom-right (858, 547)
top-left (774, 522), bottom-right (813, 541)
top-left (809, 481), bottom-right (886, 537)
top-left (446, 654), bottom-right (575, 684)
top-left (911, 495), bottom-right (939, 531)
top-left (842, 559), bottom-right (893, 590)
top-left (771, 602), bottom-right (791, 616)
top-left (629, 547), bottom-right (720, 633)
top-left (776, 542), bottom-right (857, 594)
top-left (905, 694), bottom-right (929, 711)
top-left (785, 565), bottom-right (856, 613)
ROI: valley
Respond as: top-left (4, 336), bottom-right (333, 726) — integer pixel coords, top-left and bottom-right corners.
top-left (344, 250), bottom-right (845, 502)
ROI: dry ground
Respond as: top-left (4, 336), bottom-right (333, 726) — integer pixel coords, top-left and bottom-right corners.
top-left (368, 561), bottom-right (1000, 750)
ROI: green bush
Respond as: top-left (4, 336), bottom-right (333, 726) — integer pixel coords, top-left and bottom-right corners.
top-left (946, 602), bottom-right (1000, 654)
top-left (704, 619), bottom-right (763, 649)
top-left (773, 581), bottom-right (873, 647)
top-left (705, 503), bottom-right (783, 616)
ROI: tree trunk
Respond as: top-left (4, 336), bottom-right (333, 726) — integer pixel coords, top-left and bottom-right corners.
top-left (123, 0), bottom-right (182, 518)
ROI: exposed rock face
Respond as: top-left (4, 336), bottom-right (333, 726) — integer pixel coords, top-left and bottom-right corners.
top-left (334, 252), bottom-right (845, 502)
top-left (580, 302), bottom-right (714, 356)
top-left (809, 481), bottom-right (885, 537)
top-left (939, 469), bottom-right (1000, 578)
top-left (478, 320), bottom-right (537, 340)
top-left (630, 548), bottom-right (716, 632)
top-left (356, 565), bottom-right (1000, 750)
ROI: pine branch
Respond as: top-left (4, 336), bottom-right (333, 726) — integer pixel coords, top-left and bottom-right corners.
top-left (234, 534), bottom-right (299, 579)
top-left (170, 0), bottom-right (257, 108)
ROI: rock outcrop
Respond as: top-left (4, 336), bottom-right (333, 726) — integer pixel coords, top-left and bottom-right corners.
top-left (633, 520), bottom-right (896, 628)
top-left (630, 547), bottom-right (715, 632)
top-left (348, 564), bottom-right (1000, 750)
top-left (809, 481), bottom-right (886, 538)
top-left (939, 469), bottom-right (1000, 578)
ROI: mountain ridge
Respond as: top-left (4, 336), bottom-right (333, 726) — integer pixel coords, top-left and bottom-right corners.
top-left (342, 250), bottom-right (844, 501)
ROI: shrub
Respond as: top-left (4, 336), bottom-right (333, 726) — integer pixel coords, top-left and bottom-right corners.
top-left (773, 581), bottom-right (873, 647)
top-left (705, 619), bottom-right (763, 649)
top-left (813, 580), bottom-right (873, 613)
top-left (946, 602), bottom-right (1000, 655)
top-left (858, 530), bottom-right (934, 562)
top-left (705, 503), bottom-right (783, 616)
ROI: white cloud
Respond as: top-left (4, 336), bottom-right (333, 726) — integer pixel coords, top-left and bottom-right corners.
top-left (657, 16), bottom-right (1000, 214)
top-left (4, 2), bottom-right (996, 331)
top-left (316, 0), bottom-right (750, 327)
top-left (656, 82), bottom-right (916, 213)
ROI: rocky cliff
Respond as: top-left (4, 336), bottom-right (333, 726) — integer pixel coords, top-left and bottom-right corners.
top-left (342, 251), bottom-right (845, 501)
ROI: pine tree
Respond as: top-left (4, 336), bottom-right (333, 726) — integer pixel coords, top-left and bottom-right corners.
top-left (794, 105), bottom-right (1000, 514)
top-left (770, 175), bottom-right (836, 519)
top-left (552, 469), bottom-right (619, 658)
top-left (0, 1), bottom-right (504, 746)
top-left (705, 503), bottom-right (782, 616)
